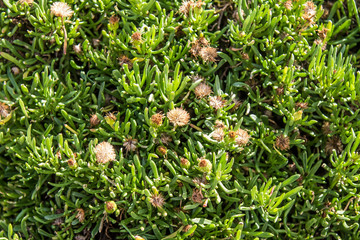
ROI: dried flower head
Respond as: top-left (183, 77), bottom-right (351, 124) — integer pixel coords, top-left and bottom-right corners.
top-left (209, 96), bottom-right (226, 110)
top-left (131, 32), bottom-right (142, 42)
top-left (67, 158), bottom-right (77, 168)
top-left (302, 1), bottom-right (317, 24)
top-left (241, 52), bottom-right (250, 60)
top-left (318, 28), bottom-right (328, 40)
top-left (0, 102), bottom-right (10, 118)
top-left (214, 120), bottom-right (225, 129)
top-left (199, 47), bottom-right (217, 62)
top-left (156, 146), bottom-right (167, 156)
top-left (183, 225), bottom-right (193, 232)
top-left (50, 2), bottom-right (73, 18)
top-left (150, 193), bottom-right (165, 208)
top-left (160, 133), bottom-right (172, 145)
top-left (296, 102), bottom-right (309, 109)
top-left (90, 114), bottom-right (100, 127)
top-left (11, 67), bottom-right (20, 75)
top-left (276, 87), bottom-right (284, 95)
top-left (76, 208), bottom-right (85, 223)
top-left (194, 82), bottom-right (212, 99)
top-left (190, 37), bottom-right (209, 57)
top-left (18, 0), bottom-right (34, 5)
top-left (235, 129), bottom-right (250, 146)
top-left (179, 0), bottom-right (203, 16)
top-left (275, 134), bottom-right (290, 151)
top-left (123, 137), bottom-right (138, 152)
top-left (322, 122), bottom-right (332, 135)
top-left (92, 38), bottom-right (100, 47)
top-left (325, 136), bottom-right (343, 155)
top-left (211, 128), bottom-right (225, 142)
top-left (191, 188), bottom-right (203, 203)
top-left (167, 108), bottom-right (190, 127)
top-left (119, 55), bottom-right (133, 69)
top-left (284, 0), bottom-right (292, 10)
top-left (94, 141), bottom-right (116, 163)
top-left (150, 113), bottom-right (164, 126)
top-left (109, 15), bottom-right (119, 25)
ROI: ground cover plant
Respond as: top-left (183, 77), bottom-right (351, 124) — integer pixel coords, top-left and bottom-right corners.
top-left (1, 0), bottom-right (360, 239)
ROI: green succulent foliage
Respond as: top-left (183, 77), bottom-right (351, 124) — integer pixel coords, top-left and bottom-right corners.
top-left (1, 0), bottom-right (360, 239)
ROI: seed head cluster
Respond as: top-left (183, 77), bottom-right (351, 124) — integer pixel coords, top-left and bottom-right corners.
top-left (150, 113), bottom-right (164, 126)
top-left (50, 2), bottom-right (74, 18)
top-left (179, 0), bottom-right (204, 17)
top-left (94, 141), bottom-right (116, 163)
top-left (150, 193), bottom-right (165, 208)
top-left (275, 134), bottom-right (290, 151)
top-left (235, 129), bottom-right (250, 146)
top-left (167, 108), bottom-right (190, 127)
top-left (209, 96), bottom-right (226, 110)
top-left (194, 82), bottom-right (212, 98)
top-left (211, 128), bottom-right (225, 142)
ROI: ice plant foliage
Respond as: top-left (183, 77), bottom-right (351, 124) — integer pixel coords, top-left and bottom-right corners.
top-left (1, 0), bottom-right (360, 239)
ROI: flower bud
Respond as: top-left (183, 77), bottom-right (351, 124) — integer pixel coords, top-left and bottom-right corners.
top-left (156, 146), bottom-right (167, 156)
top-left (198, 157), bottom-right (212, 173)
top-left (180, 158), bottom-right (190, 169)
top-left (105, 201), bottom-right (117, 214)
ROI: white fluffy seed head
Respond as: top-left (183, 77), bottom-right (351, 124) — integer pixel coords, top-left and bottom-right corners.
top-left (94, 141), bottom-right (116, 163)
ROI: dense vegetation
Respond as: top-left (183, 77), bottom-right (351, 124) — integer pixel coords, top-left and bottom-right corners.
top-left (1, 0), bottom-right (360, 239)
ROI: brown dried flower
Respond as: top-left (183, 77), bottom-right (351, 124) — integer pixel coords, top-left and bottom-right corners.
top-left (18, 0), bottom-right (34, 5)
top-left (50, 2), bottom-right (74, 18)
top-left (183, 224), bottom-right (193, 232)
top-left (228, 130), bottom-right (236, 139)
top-left (302, 1), bottom-right (317, 25)
top-left (109, 15), bottom-right (119, 25)
top-left (150, 113), bottom-right (164, 126)
top-left (318, 28), bottom-right (329, 40)
top-left (190, 37), bottom-right (209, 57)
top-left (322, 122), bottom-right (332, 135)
top-left (179, 0), bottom-right (204, 16)
top-left (76, 208), bottom-right (85, 223)
top-left (119, 55), bottom-right (133, 69)
top-left (325, 136), bottom-right (343, 155)
top-left (167, 108), bottom-right (190, 127)
top-left (209, 96), bottom-right (226, 110)
top-left (90, 114), bottom-right (100, 127)
top-left (73, 44), bottom-right (82, 54)
top-left (0, 102), bottom-right (10, 118)
top-left (150, 193), bottom-right (165, 208)
top-left (275, 134), bottom-right (290, 151)
top-left (191, 188), bottom-right (203, 203)
top-left (296, 102), bottom-right (308, 109)
top-left (284, 0), bottom-right (292, 10)
top-left (214, 120), bottom-right (225, 129)
top-left (11, 67), bottom-right (20, 75)
top-left (131, 32), bottom-right (142, 42)
top-left (94, 141), bottom-right (116, 163)
top-left (194, 82), bottom-right (212, 99)
top-left (160, 133), bottom-right (172, 145)
top-left (123, 137), bottom-right (138, 152)
top-left (211, 128), bottom-right (225, 142)
top-left (235, 129), bottom-right (250, 146)
top-left (199, 47), bottom-right (217, 62)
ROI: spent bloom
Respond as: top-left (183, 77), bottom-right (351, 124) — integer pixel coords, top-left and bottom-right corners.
top-left (76, 209), bottom-right (85, 223)
top-left (167, 108), bottom-right (190, 127)
top-left (150, 193), bottom-right (165, 208)
top-left (94, 141), bottom-right (116, 163)
top-left (0, 102), bottom-right (10, 118)
top-left (211, 128), bottom-right (225, 142)
top-left (235, 129), bottom-right (250, 146)
top-left (123, 137), bottom-right (138, 152)
top-left (50, 2), bottom-right (74, 18)
top-left (198, 157), bottom-right (212, 173)
top-left (275, 134), bottom-right (290, 151)
top-left (105, 201), bottom-right (117, 214)
top-left (199, 47), bottom-right (217, 62)
top-left (209, 96), bottom-right (226, 110)
top-left (194, 82), bottom-right (212, 99)
top-left (150, 113), bottom-right (164, 126)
